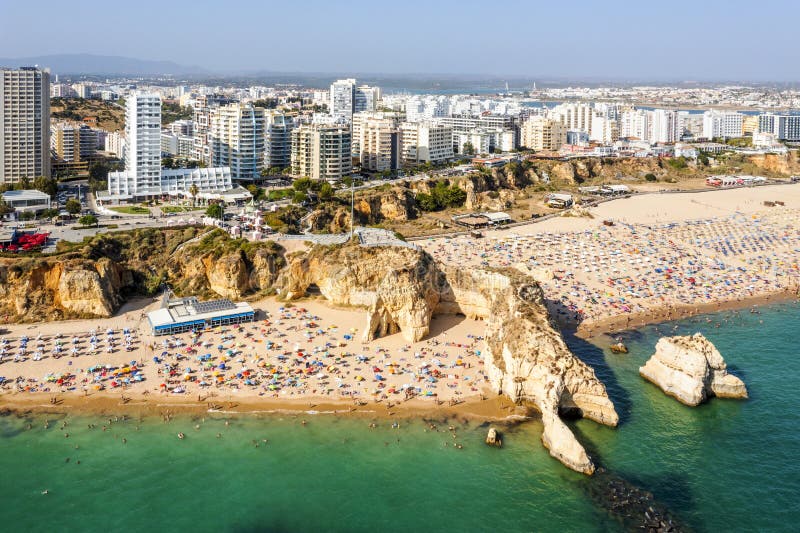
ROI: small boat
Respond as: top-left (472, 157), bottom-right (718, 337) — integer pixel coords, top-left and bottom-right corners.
top-left (610, 342), bottom-right (628, 354)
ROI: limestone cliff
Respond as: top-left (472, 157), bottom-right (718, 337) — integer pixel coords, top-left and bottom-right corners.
top-left (0, 257), bottom-right (127, 320)
top-left (0, 227), bottom-right (284, 322)
top-left (277, 244), bottom-right (439, 342)
top-left (278, 244), bottom-right (619, 474)
top-left (748, 151), bottom-right (800, 176)
top-left (639, 333), bottom-right (748, 406)
top-left (438, 265), bottom-right (618, 474)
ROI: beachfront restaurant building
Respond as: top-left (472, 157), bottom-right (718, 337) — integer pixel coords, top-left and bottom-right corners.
top-left (146, 296), bottom-right (255, 336)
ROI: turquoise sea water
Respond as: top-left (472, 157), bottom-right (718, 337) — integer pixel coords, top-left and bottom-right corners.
top-left (2, 302), bottom-right (799, 532)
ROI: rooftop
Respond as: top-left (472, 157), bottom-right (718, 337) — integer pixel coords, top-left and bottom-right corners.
top-left (147, 297), bottom-right (255, 329)
top-left (2, 190), bottom-right (51, 201)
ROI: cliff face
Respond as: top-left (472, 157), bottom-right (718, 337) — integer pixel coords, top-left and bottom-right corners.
top-left (354, 187), bottom-right (418, 223)
top-left (278, 244), bottom-right (619, 474)
top-left (0, 228), bottom-right (284, 322)
top-left (748, 152), bottom-right (800, 176)
top-left (639, 333), bottom-right (748, 406)
top-left (438, 266), bottom-right (618, 474)
top-left (0, 257), bottom-right (128, 321)
top-left (277, 245), bottom-right (439, 342)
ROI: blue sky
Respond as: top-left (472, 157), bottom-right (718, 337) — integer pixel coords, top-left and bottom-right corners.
top-left (2, 0), bottom-right (798, 80)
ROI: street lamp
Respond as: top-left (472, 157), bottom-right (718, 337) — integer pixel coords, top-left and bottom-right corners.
top-left (349, 178), bottom-right (355, 239)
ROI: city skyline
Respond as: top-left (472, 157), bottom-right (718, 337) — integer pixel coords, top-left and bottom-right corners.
top-left (2, 0), bottom-right (799, 81)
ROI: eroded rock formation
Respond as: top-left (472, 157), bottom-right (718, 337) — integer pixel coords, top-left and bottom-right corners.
top-left (278, 243), bottom-right (619, 474)
top-left (0, 227), bottom-right (284, 322)
top-left (640, 333), bottom-right (748, 406)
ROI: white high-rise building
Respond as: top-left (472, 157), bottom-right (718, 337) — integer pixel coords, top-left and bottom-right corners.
top-left (0, 67), bottom-right (51, 183)
top-left (702, 111), bottom-right (743, 139)
top-left (124, 92), bottom-right (162, 195)
top-left (210, 103), bottom-right (266, 181)
top-left (399, 122), bottom-right (453, 166)
top-left (330, 78), bottom-right (357, 120)
top-left (589, 113), bottom-right (615, 144)
top-left (550, 102), bottom-right (593, 133)
top-left (620, 109), bottom-right (651, 140)
top-left (291, 124), bottom-right (352, 180)
top-left (264, 112), bottom-right (295, 170)
top-left (355, 85), bottom-right (381, 113)
top-left (329, 79), bottom-right (381, 120)
top-left (650, 109), bottom-right (681, 144)
top-left (106, 92), bottom-right (232, 201)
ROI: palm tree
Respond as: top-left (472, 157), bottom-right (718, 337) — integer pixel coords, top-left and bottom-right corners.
top-left (189, 184), bottom-right (199, 207)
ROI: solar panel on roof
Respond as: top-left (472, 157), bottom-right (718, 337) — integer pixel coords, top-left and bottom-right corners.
top-left (193, 299), bottom-right (236, 314)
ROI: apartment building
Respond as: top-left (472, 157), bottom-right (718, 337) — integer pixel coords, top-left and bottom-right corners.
top-left (352, 111), bottom-right (402, 158)
top-left (650, 109), bottom-right (681, 144)
top-left (358, 117), bottom-right (401, 172)
top-left (702, 110), bottom-right (744, 139)
top-left (399, 122), bottom-right (453, 166)
top-left (0, 67), bottom-right (51, 183)
top-left (291, 124), bottom-right (352, 180)
top-left (550, 102), bottom-right (594, 133)
top-left (520, 117), bottom-right (567, 151)
top-left (191, 94), bottom-right (236, 163)
top-left (210, 103), bottom-right (266, 180)
top-left (329, 79), bottom-right (381, 120)
top-left (124, 92), bottom-right (162, 194)
top-left (51, 122), bottom-right (98, 162)
top-left (758, 113), bottom-right (800, 141)
top-left (330, 79), bottom-right (356, 120)
top-left (439, 114), bottom-right (519, 152)
top-left (105, 131), bottom-right (125, 158)
top-left (106, 92), bottom-right (232, 200)
top-left (620, 109), bottom-right (651, 140)
top-left (264, 112), bottom-right (295, 170)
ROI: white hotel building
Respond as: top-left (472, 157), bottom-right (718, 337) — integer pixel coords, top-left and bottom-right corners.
top-left (104, 92), bottom-right (233, 201)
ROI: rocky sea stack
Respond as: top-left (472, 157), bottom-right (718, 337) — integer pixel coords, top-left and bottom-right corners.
top-left (278, 243), bottom-right (619, 474)
top-left (639, 333), bottom-right (748, 406)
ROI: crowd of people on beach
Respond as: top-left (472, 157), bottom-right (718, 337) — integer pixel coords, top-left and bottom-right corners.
top-left (422, 208), bottom-right (800, 326)
top-left (0, 306), bottom-right (488, 405)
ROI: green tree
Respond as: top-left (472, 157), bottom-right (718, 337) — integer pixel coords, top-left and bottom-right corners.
top-left (40, 208), bottom-right (59, 220)
top-left (0, 200), bottom-right (15, 216)
top-left (292, 177), bottom-right (312, 193)
top-left (78, 214), bottom-right (98, 227)
top-left (19, 176), bottom-right (32, 190)
top-left (462, 142), bottom-right (476, 156)
top-left (33, 176), bottom-right (58, 197)
top-left (416, 193), bottom-right (438, 212)
top-left (188, 184), bottom-right (199, 206)
top-left (644, 173), bottom-right (658, 182)
top-left (205, 203), bottom-right (224, 219)
top-left (667, 156), bottom-right (688, 170)
top-left (65, 198), bottom-right (82, 215)
top-left (292, 191), bottom-right (308, 204)
top-left (246, 184), bottom-right (265, 202)
top-left (318, 182), bottom-right (334, 201)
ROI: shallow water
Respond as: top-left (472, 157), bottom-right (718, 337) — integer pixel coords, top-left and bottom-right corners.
top-left (2, 302), bottom-right (799, 532)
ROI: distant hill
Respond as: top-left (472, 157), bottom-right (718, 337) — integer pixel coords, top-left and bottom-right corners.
top-left (0, 54), bottom-right (208, 76)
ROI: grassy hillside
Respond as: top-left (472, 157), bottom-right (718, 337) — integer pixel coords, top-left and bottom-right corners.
top-left (51, 97), bottom-right (125, 132)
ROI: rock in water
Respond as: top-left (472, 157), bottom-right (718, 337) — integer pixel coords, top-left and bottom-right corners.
top-left (485, 427), bottom-right (502, 447)
top-left (278, 244), bottom-right (620, 475)
top-left (639, 333), bottom-right (748, 406)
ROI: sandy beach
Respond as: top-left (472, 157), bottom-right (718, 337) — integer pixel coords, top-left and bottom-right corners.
top-left (2, 184), bottom-right (799, 416)
top-left (421, 184), bottom-right (800, 336)
top-left (0, 296), bottom-right (504, 417)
